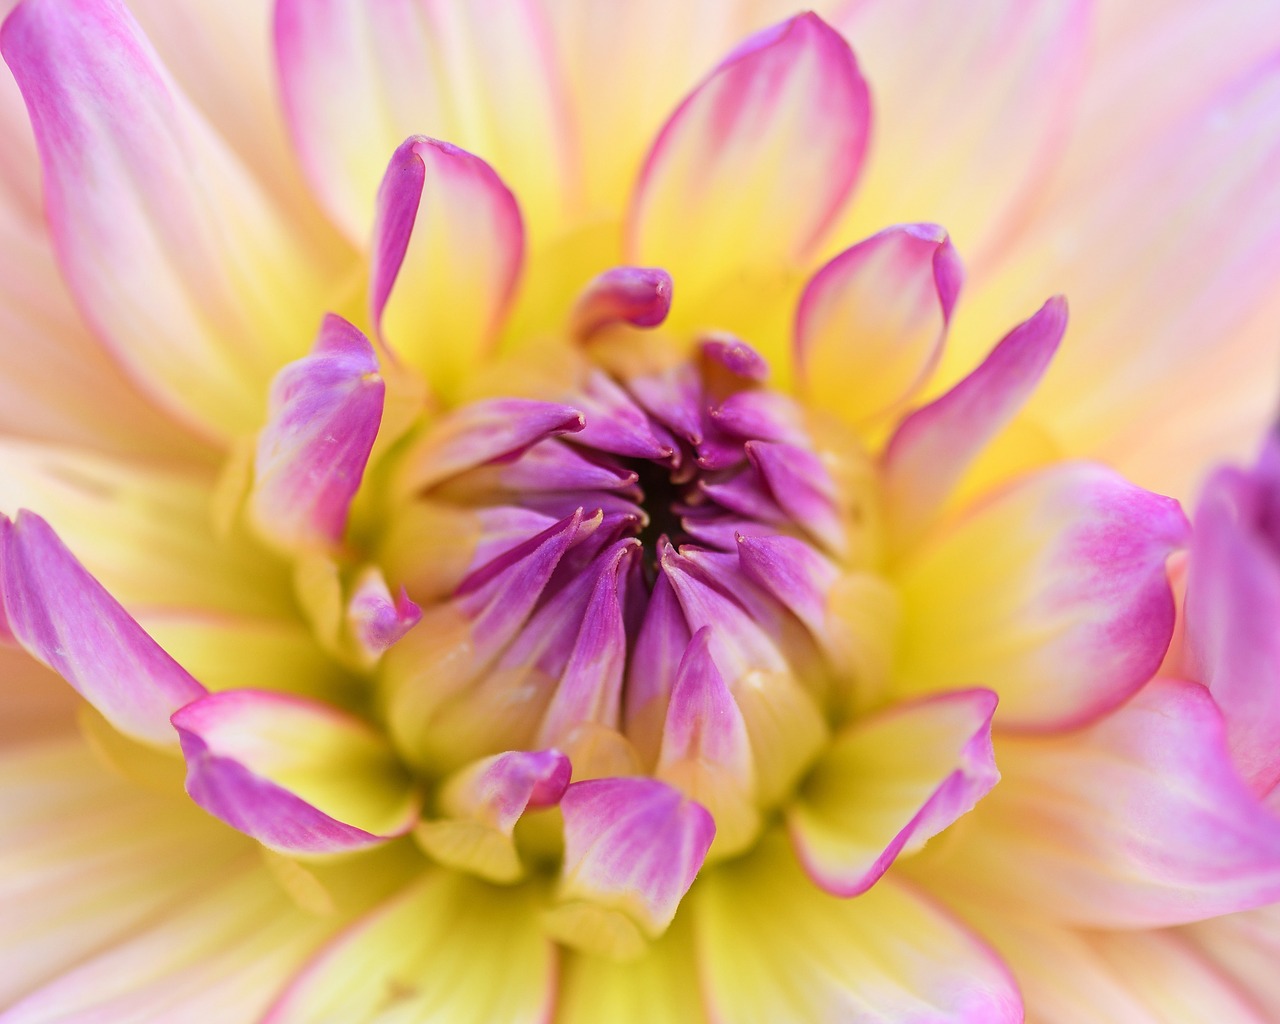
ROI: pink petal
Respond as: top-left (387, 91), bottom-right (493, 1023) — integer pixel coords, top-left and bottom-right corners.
top-left (0, 510), bottom-right (205, 746)
top-left (570, 266), bottom-right (673, 341)
top-left (1184, 437), bottom-right (1280, 793)
top-left (172, 689), bottom-right (419, 855)
top-left (275, 0), bottom-right (573, 243)
top-left (882, 296), bottom-right (1067, 552)
top-left (345, 566), bottom-right (422, 663)
top-left (795, 223), bottom-right (963, 423)
top-left (896, 463), bottom-right (1188, 730)
top-left (249, 314), bottom-right (383, 552)
top-left (945, 679), bottom-right (1280, 927)
top-left (626, 12), bottom-right (870, 303)
top-left (2, 0), bottom-right (328, 439)
top-left (369, 135), bottom-right (524, 395)
top-left (788, 689), bottom-right (998, 897)
top-left (624, 568), bottom-right (692, 768)
top-left (697, 836), bottom-right (1023, 1023)
top-left (548, 777), bottom-right (714, 956)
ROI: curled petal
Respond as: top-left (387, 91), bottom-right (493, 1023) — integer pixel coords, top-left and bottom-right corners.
top-left (896, 463), bottom-right (1188, 730)
top-left (249, 314), bottom-right (383, 553)
top-left (172, 689), bottom-right (419, 856)
top-left (547, 777), bottom-right (714, 959)
top-left (370, 136), bottom-right (525, 397)
top-left (345, 566), bottom-right (421, 664)
top-left (882, 296), bottom-right (1067, 553)
top-left (570, 266), bottom-right (673, 341)
top-left (787, 689), bottom-right (999, 896)
top-left (796, 223), bottom-right (963, 423)
top-left (0, 511), bottom-right (204, 746)
top-left (415, 748), bottom-right (570, 883)
top-left (627, 13), bottom-right (870, 302)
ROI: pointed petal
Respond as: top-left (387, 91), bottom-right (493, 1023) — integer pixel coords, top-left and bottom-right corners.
top-left (697, 835), bottom-right (1022, 1023)
top-left (896, 463), bottom-right (1188, 730)
top-left (627, 13), bottom-right (870, 304)
top-left (370, 136), bottom-right (524, 397)
top-left (249, 314), bottom-right (383, 553)
top-left (796, 223), bottom-right (963, 423)
top-left (344, 566), bottom-right (422, 664)
top-left (938, 679), bottom-right (1280, 926)
top-left (265, 869), bottom-right (555, 1023)
top-left (624, 568), bottom-right (692, 767)
top-left (1, 511), bottom-right (205, 746)
top-left (2, 0), bottom-right (330, 438)
top-left (547, 777), bottom-right (714, 959)
top-left (274, 0), bottom-right (573, 243)
top-left (1184, 440), bottom-right (1280, 793)
top-left (172, 689), bottom-right (419, 855)
top-left (788, 689), bottom-right (998, 896)
top-left (882, 296), bottom-right (1067, 552)
top-left (414, 748), bottom-right (570, 883)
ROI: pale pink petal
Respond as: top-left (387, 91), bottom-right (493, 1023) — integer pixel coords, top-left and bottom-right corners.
top-left (5, 860), bottom-right (340, 1023)
top-left (370, 136), bottom-right (524, 396)
top-left (1182, 903), bottom-right (1280, 1018)
top-left (274, 0), bottom-right (573, 243)
top-left (2, 0), bottom-right (331, 439)
top-left (882, 296), bottom-right (1067, 552)
top-left (827, 0), bottom-right (1089, 261)
top-left (546, 777), bottom-right (714, 958)
top-left (796, 223), bottom-right (963, 423)
top-left (788, 689), bottom-right (999, 897)
top-left (895, 463), bottom-right (1187, 730)
top-left (0, 740), bottom-right (250, 1007)
top-left (626, 13), bottom-right (870, 305)
top-left (0, 645), bottom-right (79, 747)
top-left (972, 49), bottom-right (1280, 496)
top-left (697, 835), bottom-right (1022, 1023)
top-left (956, 904), bottom-right (1271, 1024)
top-left (172, 689), bottom-right (419, 855)
top-left (935, 679), bottom-right (1280, 927)
top-left (1184, 439), bottom-right (1280, 793)
top-left (249, 314), bottom-right (384, 553)
top-left (0, 511), bottom-right (205, 746)
top-left (265, 869), bottom-right (555, 1023)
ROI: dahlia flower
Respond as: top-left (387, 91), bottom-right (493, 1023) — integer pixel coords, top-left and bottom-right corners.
top-left (2, 0), bottom-right (1279, 1021)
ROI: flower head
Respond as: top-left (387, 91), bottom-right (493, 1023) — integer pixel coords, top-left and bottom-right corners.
top-left (2, 1), bottom-right (1280, 1020)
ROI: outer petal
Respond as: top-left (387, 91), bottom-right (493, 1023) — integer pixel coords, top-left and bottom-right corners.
top-left (172, 689), bottom-right (419, 855)
top-left (1182, 903), bottom-right (1280, 1017)
top-left (1184, 442), bottom-right (1280, 793)
top-left (796, 223), bottom-right (963, 425)
top-left (926, 679), bottom-right (1280, 927)
top-left (965, 49), bottom-right (1280, 496)
top-left (4, 863), bottom-right (341, 1023)
top-left (827, 0), bottom-right (1088, 261)
top-left (265, 869), bottom-right (556, 1024)
top-left (895, 463), bottom-right (1187, 730)
top-left (2, 0), bottom-right (332, 438)
top-left (696, 834), bottom-right (1022, 1023)
top-left (0, 511), bottom-right (205, 746)
top-left (546, 777), bottom-right (715, 959)
top-left (627, 13), bottom-right (870, 307)
top-left (274, 0), bottom-right (573, 243)
top-left (954, 905), bottom-right (1271, 1024)
top-left (882, 296), bottom-right (1067, 552)
top-left (249, 314), bottom-right (384, 553)
top-left (370, 136), bottom-right (524, 397)
top-left (787, 689), bottom-right (998, 897)
top-left (0, 741), bottom-right (250, 1007)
